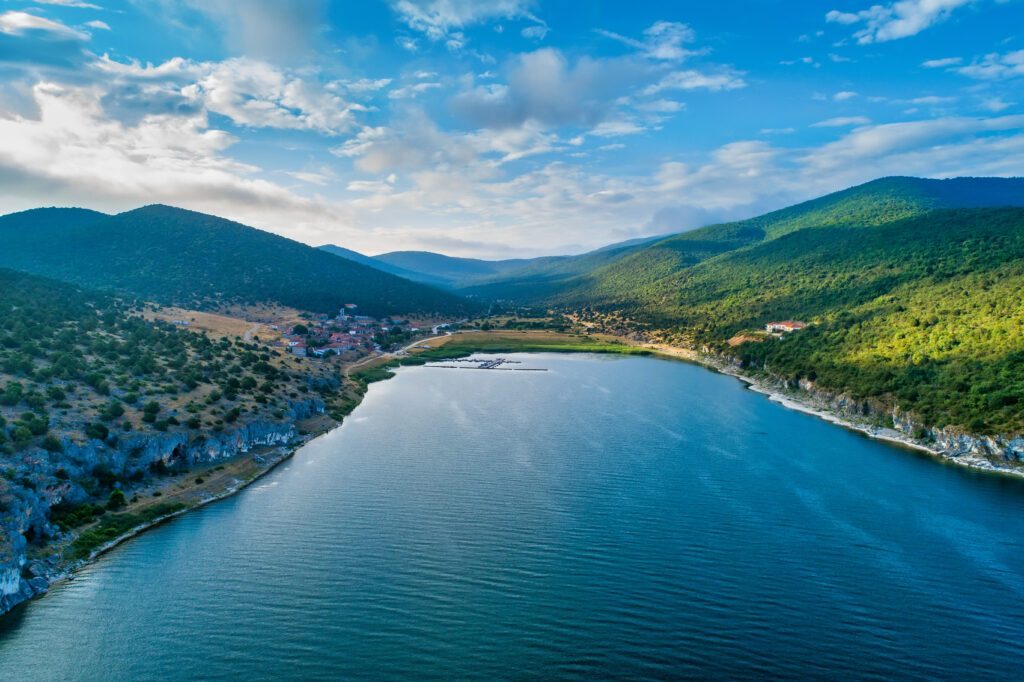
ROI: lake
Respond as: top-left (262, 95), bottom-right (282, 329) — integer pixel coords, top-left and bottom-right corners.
top-left (2, 353), bottom-right (1023, 679)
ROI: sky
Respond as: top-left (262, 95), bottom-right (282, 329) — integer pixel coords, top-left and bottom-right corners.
top-left (0, 0), bottom-right (1022, 258)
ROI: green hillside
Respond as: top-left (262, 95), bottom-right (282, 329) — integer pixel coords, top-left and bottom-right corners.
top-left (317, 244), bottom-right (449, 288)
top-left (461, 236), bottom-right (663, 301)
top-left (0, 267), bottom-right (329, 455)
top-left (477, 176), bottom-right (1024, 307)
top-left (549, 177), bottom-right (1024, 435)
top-left (0, 205), bottom-right (471, 317)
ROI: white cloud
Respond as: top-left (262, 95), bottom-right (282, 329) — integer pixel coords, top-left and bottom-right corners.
top-left (182, 0), bottom-right (327, 61)
top-left (452, 49), bottom-right (649, 129)
top-left (0, 10), bottom-right (92, 68)
top-left (635, 99), bottom-right (685, 113)
top-left (346, 179), bottom-right (395, 193)
top-left (812, 116), bottom-right (872, 127)
top-left (834, 90), bottom-right (858, 101)
top-left (395, 35), bottom-right (419, 52)
top-left (390, 0), bottom-right (544, 47)
top-left (90, 55), bottom-right (366, 135)
top-left (801, 114), bottom-right (1024, 174)
top-left (84, 20), bottom-right (110, 31)
top-left (588, 120), bottom-right (646, 138)
top-left (0, 81), bottom-right (349, 243)
top-left (288, 170), bottom-right (332, 185)
top-left (597, 21), bottom-right (699, 61)
top-left (0, 10), bottom-right (88, 40)
top-left (32, 0), bottom-right (101, 8)
top-left (908, 95), bottom-right (956, 105)
top-left (643, 68), bottom-right (746, 95)
top-left (827, 0), bottom-right (976, 44)
top-left (181, 58), bottom-right (361, 135)
top-left (521, 24), bottom-right (548, 40)
top-left (340, 78), bottom-right (393, 95)
top-left (956, 49), bottom-right (1024, 80)
top-left (388, 81), bottom-right (442, 99)
top-left (981, 97), bottom-right (1014, 112)
top-left (922, 56), bottom-right (962, 68)
top-left (825, 10), bottom-right (861, 25)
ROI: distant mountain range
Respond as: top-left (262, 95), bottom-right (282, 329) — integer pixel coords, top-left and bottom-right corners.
top-left (317, 234), bottom-right (666, 292)
top-left (0, 205), bottom-right (470, 317)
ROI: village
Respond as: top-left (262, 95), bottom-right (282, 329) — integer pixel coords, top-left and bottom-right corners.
top-left (275, 303), bottom-right (425, 360)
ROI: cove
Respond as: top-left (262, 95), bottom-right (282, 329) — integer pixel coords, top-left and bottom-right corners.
top-left (2, 353), bottom-right (1023, 680)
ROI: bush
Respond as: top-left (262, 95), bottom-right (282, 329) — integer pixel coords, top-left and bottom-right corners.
top-left (106, 489), bottom-right (127, 510)
top-left (84, 422), bottom-right (109, 441)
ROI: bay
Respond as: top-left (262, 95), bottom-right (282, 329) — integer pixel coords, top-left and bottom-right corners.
top-left (2, 353), bottom-right (1023, 680)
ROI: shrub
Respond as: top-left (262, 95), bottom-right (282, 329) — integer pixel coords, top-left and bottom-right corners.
top-left (106, 489), bottom-right (127, 510)
top-left (84, 422), bottom-right (109, 441)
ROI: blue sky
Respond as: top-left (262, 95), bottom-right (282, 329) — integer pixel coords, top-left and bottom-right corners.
top-left (0, 0), bottom-right (1021, 257)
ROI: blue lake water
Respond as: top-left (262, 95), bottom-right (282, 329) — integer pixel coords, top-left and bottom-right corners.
top-left (2, 353), bottom-right (1023, 680)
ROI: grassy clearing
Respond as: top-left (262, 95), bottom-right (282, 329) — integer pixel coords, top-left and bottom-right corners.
top-left (423, 330), bottom-right (651, 357)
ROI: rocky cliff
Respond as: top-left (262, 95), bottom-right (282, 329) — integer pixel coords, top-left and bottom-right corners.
top-left (723, 356), bottom-right (1024, 468)
top-left (0, 398), bottom-right (323, 615)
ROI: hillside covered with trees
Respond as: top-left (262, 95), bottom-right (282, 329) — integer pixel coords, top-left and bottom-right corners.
top-left (495, 177), bottom-right (1024, 436)
top-left (0, 266), bottom-right (366, 602)
top-left (0, 205), bottom-right (472, 318)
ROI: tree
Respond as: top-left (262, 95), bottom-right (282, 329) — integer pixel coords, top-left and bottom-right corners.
top-left (106, 489), bottom-right (127, 510)
top-left (85, 422), bottom-right (109, 441)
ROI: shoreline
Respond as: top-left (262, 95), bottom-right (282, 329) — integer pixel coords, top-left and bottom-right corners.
top-left (676, 353), bottom-right (1024, 480)
top-left (729, 371), bottom-right (1024, 479)
top-left (416, 333), bottom-right (1024, 480)
top-left (7, 333), bottom-right (1021, 618)
top-left (3, 421), bottom-right (338, 618)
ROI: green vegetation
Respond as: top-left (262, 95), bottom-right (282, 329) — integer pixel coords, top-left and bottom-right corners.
top-left (472, 177), bottom-right (1024, 436)
top-left (67, 502), bottom-right (187, 561)
top-left (0, 267), bottom-right (341, 459)
top-left (0, 205), bottom-right (472, 317)
top-left (418, 334), bottom-right (649, 359)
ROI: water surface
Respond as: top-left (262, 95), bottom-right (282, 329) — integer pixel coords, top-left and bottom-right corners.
top-left (2, 353), bottom-right (1023, 679)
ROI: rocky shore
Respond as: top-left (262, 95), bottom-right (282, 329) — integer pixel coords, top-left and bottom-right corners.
top-left (1, 398), bottom-right (327, 616)
top-left (621, 336), bottom-right (1024, 475)
top-left (708, 358), bottom-right (1024, 477)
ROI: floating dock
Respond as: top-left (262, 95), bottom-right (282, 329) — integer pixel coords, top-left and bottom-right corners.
top-left (426, 357), bottom-right (547, 371)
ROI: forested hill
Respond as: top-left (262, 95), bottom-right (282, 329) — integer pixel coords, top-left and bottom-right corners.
top-left (317, 244), bottom-right (450, 289)
top-left (539, 175), bottom-right (1024, 436)
top-left (0, 205), bottom-right (471, 317)
top-left (468, 176), bottom-right (1024, 305)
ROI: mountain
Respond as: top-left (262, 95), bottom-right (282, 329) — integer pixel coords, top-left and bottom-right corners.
top-left (368, 234), bottom-right (665, 294)
top-left (460, 234), bottom-right (665, 301)
top-left (506, 176), bottom-right (1024, 434)
top-left (317, 244), bottom-right (450, 288)
top-left (372, 251), bottom-right (535, 288)
top-left (0, 205), bottom-right (471, 317)
top-left (479, 176), bottom-right (1024, 308)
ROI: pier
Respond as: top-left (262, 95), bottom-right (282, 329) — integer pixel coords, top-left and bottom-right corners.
top-left (425, 357), bottom-right (547, 371)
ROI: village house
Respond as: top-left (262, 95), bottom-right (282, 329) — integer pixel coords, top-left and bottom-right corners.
top-left (765, 321), bottom-right (807, 334)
